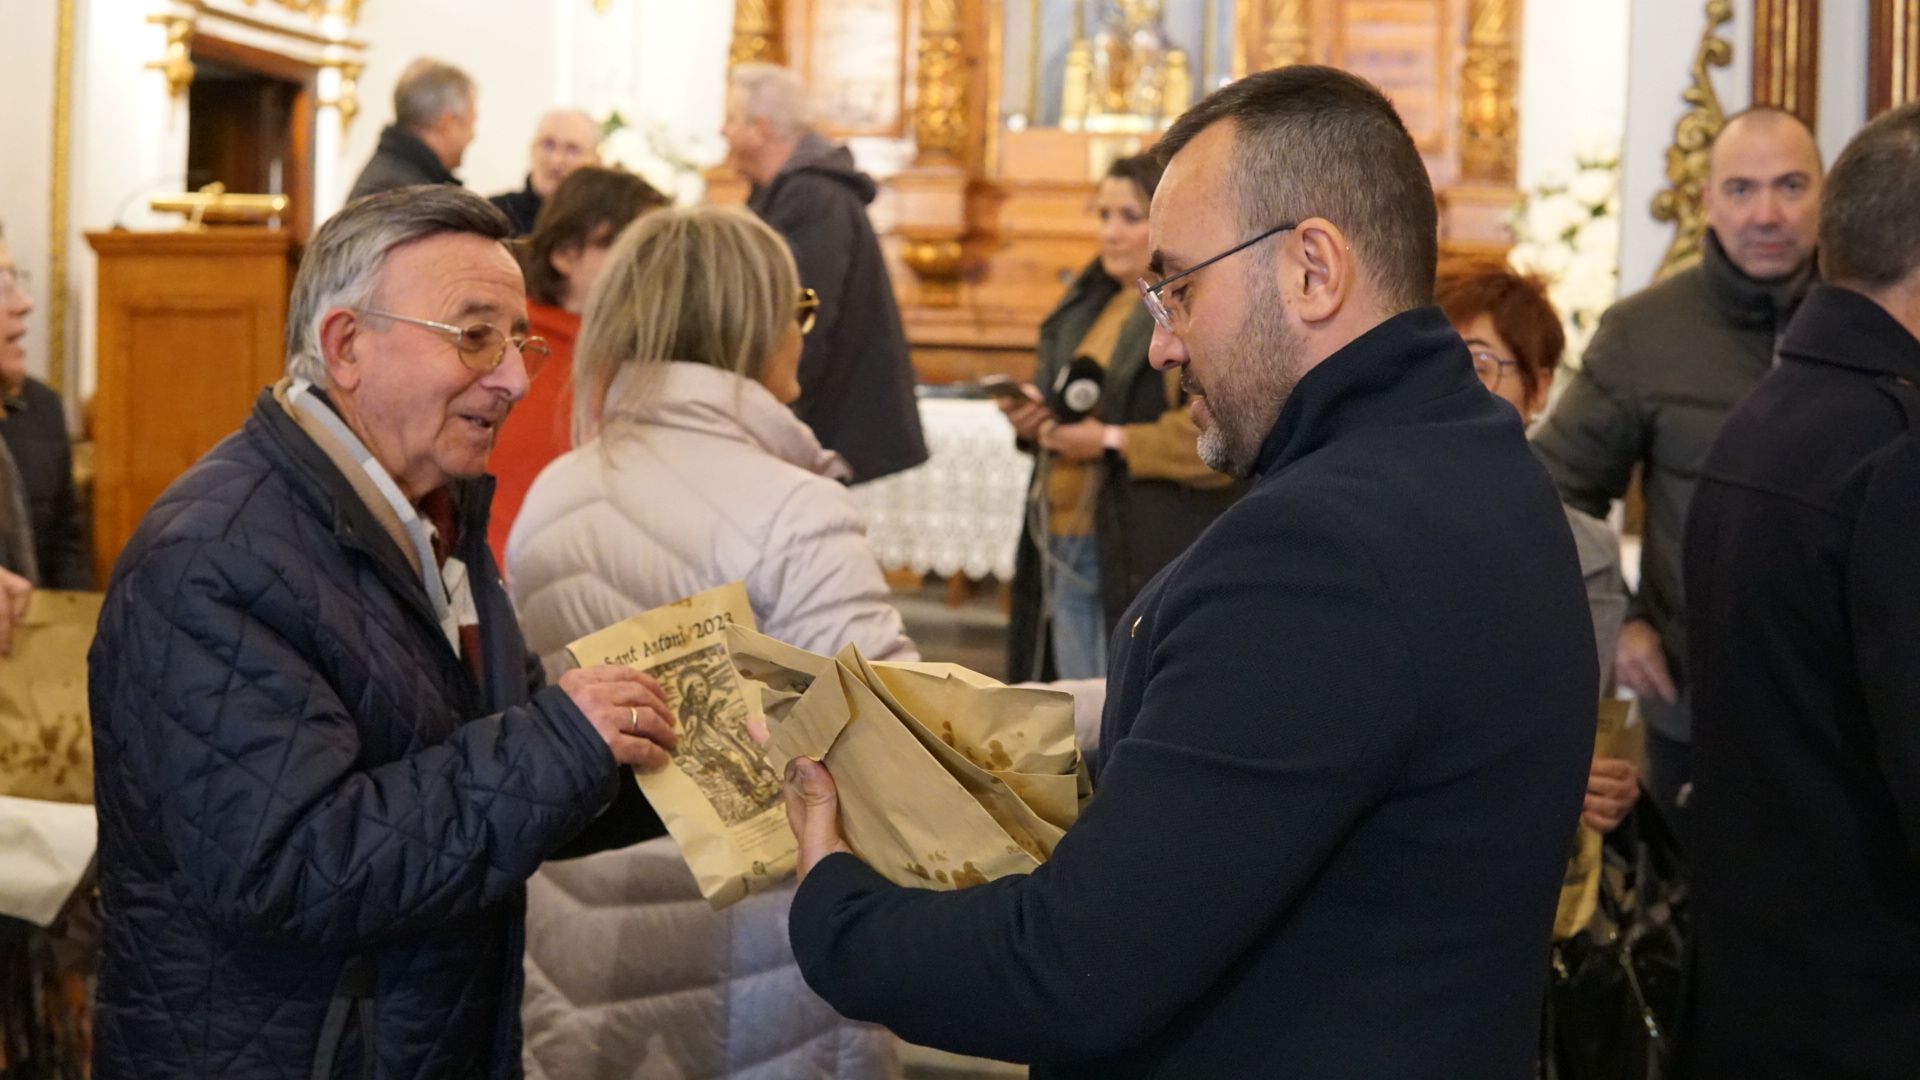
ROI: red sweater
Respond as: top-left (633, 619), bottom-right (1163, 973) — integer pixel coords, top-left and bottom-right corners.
top-left (488, 301), bottom-right (578, 572)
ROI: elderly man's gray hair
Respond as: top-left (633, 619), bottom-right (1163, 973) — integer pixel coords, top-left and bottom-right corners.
top-left (394, 57), bottom-right (474, 132)
top-left (284, 186), bottom-right (511, 385)
top-left (729, 63), bottom-right (811, 141)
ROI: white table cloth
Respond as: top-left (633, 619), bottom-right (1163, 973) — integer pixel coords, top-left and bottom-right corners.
top-left (850, 397), bottom-right (1034, 582)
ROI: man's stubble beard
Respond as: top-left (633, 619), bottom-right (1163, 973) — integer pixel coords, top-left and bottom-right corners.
top-left (1193, 274), bottom-right (1305, 479)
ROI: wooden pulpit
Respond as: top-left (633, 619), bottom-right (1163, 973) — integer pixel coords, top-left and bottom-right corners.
top-left (84, 228), bottom-right (293, 585)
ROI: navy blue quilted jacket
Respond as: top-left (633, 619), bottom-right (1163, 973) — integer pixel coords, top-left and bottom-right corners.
top-left (88, 390), bottom-right (635, 1079)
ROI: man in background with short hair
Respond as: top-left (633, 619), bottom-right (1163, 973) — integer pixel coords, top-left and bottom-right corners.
top-left (1530, 107), bottom-right (1823, 832)
top-left (347, 57), bottom-right (477, 203)
top-left (723, 63), bottom-right (925, 484)
top-left (490, 108), bottom-right (604, 237)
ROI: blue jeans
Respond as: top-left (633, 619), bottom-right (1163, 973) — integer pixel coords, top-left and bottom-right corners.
top-left (1046, 534), bottom-right (1107, 680)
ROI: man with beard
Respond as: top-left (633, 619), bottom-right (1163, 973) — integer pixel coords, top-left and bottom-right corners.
top-left (776, 66), bottom-right (1594, 1079)
top-left (1531, 107), bottom-right (1822, 834)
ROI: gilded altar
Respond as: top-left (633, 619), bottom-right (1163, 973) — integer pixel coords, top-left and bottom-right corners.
top-left (720, 0), bottom-right (1523, 382)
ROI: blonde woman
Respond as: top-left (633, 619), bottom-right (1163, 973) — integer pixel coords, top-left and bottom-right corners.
top-left (507, 205), bottom-right (907, 1079)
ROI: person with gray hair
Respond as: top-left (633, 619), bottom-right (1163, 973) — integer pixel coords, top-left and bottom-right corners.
top-left (722, 63), bottom-right (925, 483)
top-left (489, 107), bottom-right (604, 237)
top-left (778, 66), bottom-right (1594, 1078)
top-left (347, 57), bottom-right (478, 202)
top-left (86, 185), bottom-right (679, 1079)
top-left (1682, 99), bottom-right (1920, 1080)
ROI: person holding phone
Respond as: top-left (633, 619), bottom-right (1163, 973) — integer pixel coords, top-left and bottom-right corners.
top-left (998, 152), bottom-right (1240, 681)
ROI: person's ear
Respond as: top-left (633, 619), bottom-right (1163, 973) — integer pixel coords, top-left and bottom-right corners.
top-left (1283, 217), bottom-right (1351, 325)
top-left (318, 308), bottom-right (364, 392)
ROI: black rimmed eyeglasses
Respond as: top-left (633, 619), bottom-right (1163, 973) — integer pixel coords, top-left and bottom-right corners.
top-left (1137, 220), bottom-right (1297, 332)
top-left (357, 308), bottom-right (551, 379)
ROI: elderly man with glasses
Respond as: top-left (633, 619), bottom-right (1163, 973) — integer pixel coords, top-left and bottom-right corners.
top-left (779, 67), bottom-right (1594, 1079)
top-left (86, 186), bottom-right (679, 1080)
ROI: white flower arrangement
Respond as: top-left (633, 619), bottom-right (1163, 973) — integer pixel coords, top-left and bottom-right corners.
top-left (597, 109), bottom-right (724, 206)
top-left (1506, 145), bottom-right (1624, 368)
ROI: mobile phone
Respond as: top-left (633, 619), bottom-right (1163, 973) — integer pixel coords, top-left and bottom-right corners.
top-left (978, 375), bottom-right (1040, 403)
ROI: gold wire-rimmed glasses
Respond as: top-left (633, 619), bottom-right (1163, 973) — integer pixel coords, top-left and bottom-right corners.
top-left (797, 288), bottom-right (820, 336)
top-left (357, 308), bottom-right (551, 379)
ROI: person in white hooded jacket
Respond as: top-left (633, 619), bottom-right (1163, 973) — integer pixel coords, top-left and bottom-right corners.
top-left (506, 204), bottom-right (909, 1079)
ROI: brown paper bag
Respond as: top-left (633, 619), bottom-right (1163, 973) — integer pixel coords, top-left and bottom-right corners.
top-left (1554, 698), bottom-right (1645, 939)
top-left (728, 625), bottom-right (1084, 891)
top-left (0, 591), bottom-right (104, 805)
top-left (566, 583), bottom-right (795, 908)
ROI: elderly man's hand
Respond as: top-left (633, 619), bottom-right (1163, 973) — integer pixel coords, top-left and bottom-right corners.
top-left (0, 566), bottom-right (29, 658)
top-left (783, 757), bottom-right (852, 883)
top-left (1582, 756), bottom-right (1641, 833)
top-left (559, 665), bottom-right (678, 773)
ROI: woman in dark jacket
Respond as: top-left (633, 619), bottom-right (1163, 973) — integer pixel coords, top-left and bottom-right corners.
top-left (1003, 154), bottom-right (1239, 681)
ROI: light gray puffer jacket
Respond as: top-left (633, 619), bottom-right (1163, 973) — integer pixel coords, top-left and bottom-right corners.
top-left (507, 361), bottom-right (911, 1080)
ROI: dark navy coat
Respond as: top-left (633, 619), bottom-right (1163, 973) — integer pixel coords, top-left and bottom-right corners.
top-left (88, 390), bottom-right (640, 1079)
top-left (1682, 284), bottom-right (1920, 1078)
top-left (789, 307), bottom-right (1595, 1078)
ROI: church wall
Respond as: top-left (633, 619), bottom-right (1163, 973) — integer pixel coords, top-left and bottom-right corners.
top-left (1618, 0), bottom-right (1752, 295)
top-left (325, 1), bottom-right (732, 220)
top-left (1516, 0), bottom-right (1631, 192)
top-left (69, 3), bottom-right (186, 401)
top-left (328, 0), bottom-right (565, 217)
top-left (1817, 0), bottom-right (1870, 165)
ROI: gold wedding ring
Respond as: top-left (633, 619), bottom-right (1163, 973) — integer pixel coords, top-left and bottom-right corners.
top-left (628, 706), bottom-right (641, 735)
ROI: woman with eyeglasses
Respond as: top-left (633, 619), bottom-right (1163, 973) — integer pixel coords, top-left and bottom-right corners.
top-left (1435, 257), bottom-right (1640, 836)
top-left (1000, 152), bottom-right (1240, 683)
top-left (505, 204), bottom-right (908, 1080)
top-left (487, 166), bottom-right (669, 568)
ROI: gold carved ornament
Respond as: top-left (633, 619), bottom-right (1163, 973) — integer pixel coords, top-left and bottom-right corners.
top-left (47, 0), bottom-right (77, 395)
top-left (146, 14), bottom-right (197, 101)
top-left (1264, 0), bottom-right (1311, 70)
top-left (1459, 0), bottom-right (1518, 182)
top-left (913, 0), bottom-right (968, 160)
top-left (729, 0), bottom-right (785, 69)
top-left (1060, 1), bottom-right (1191, 132)
top-left (1235, 0), bottom-right (1309, 78)
top-left (320, 58), bottom-right (365, 134)
top-left (899, 235), bottom-right (966, 306)
top-left (238, 0), bottom-right (365, 23)
top-left (1650, 0), bottom-right (1735, 280)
